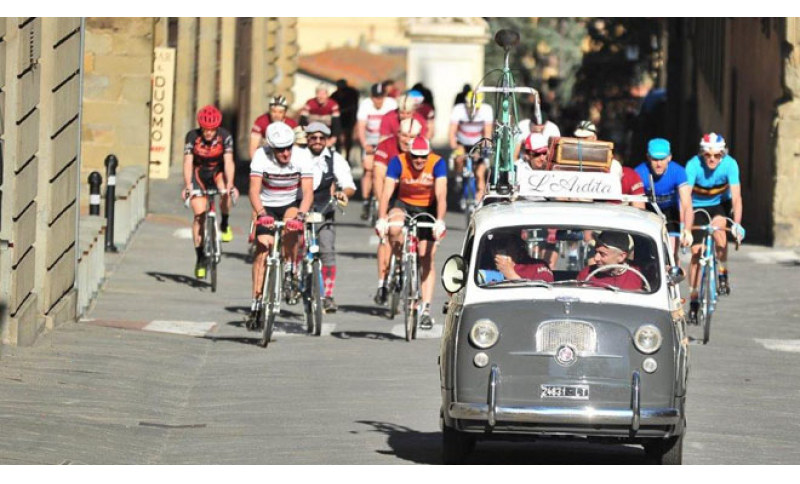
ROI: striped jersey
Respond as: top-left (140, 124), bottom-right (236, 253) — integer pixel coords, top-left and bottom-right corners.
top-left (250, 145), bottom-right (313, 207)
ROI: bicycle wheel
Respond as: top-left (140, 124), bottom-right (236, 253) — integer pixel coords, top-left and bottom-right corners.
top-left (404, 258), bottom-right (418, 342)
top-left (699, 267), bottom-right (713, 345)
top-left (205, 216), bottom-right (218, 293)
top-left (260, 261), bottom-right (278, 348)
top-left (388, 257), bottom-right (400, 320)
top-left (311, 258), bottom-right (323, 336)
top-left (302, 260), bottom-right (314, 334)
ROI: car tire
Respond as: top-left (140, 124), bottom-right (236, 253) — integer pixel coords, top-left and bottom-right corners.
top-left (442, 425), bottom-right (475, 464)
top-left (644, 432), bottom-right (683, 465)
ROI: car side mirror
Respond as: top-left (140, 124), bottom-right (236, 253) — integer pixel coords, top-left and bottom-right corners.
top-left (441, 255), bottom-right (467, 294)
top-left (668, 266), bottom-right (685, 286)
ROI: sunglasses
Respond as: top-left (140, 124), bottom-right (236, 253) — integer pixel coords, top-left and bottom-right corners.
top-left (410, 154), bottom-right (428, 160)
top-left (703, 153), bottom-right (723, 160)
top-left (308, 135), bottom-right (326, 141)
top-left (526, 150), bottom-right (548, 157)
top-left (273, 145), bottom-right (293, 153)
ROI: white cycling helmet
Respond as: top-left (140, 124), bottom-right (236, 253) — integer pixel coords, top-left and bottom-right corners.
top-left (266, 122), bottom-right (295, 149)
top-left (699, 132), bottom-right (726, 153)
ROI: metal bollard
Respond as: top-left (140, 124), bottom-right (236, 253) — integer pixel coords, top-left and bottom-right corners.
top-left (88, 172), bottom-right (103, 216)
top-left (104, 154), bottom-right (118, 252)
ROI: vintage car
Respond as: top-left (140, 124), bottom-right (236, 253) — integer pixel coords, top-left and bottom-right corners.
top-left (439, 192), bottom-right (689, 464)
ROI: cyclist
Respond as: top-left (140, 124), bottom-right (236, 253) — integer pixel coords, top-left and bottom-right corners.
top-left (249, 95), bottom-right (298, 159)
top-left (379, 94), bottom-right (429, 141)
top-left (634, 138), bottom-right (694, 260)
top-left (248, 123), bottom-right (314, 321)
top-left (409, 87), bottom-right (436, 139)
top-left (375, 136), bottom-right (448, 329)
top-left (685, 133), bottom-right (745, 321)
top-left (182, 105), bottom-right (237, 278)
top-left (305, 122), bottom-right (357, 313)
top-left (372, 118), bottom-right (423, 305)
top-left (299, 85), bottom-right (342, 145)
top-left (449, 91), bottom-right (493, 194)
top-left (513, 108), bottom-right (561, 160)
top-left (515, 132), bottom-right (549, 185)
top-left (357, 82), bottom-right (398, 220)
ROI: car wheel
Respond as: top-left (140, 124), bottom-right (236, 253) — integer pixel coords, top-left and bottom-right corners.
top-left (644, 432), bottom-right (683, 465)
top-left (442, 425), bottom-right (475, 464)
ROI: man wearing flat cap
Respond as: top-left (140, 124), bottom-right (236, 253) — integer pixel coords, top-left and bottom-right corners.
top-left (578, 231), bottom-right (644, 291)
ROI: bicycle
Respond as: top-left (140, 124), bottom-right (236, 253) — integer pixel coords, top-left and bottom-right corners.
top-left (249, 219), bottom-right (288, 348)
top-left (385, 212), bottom-right (437, 341)
top-left (300, 196), bottom-right (346, 336)
top-left (184, 188), bottom-right (233, 293)
top-left (474, 29), bottom-right (542, 197)
top-left (691, 210), bottom-right (740, 345)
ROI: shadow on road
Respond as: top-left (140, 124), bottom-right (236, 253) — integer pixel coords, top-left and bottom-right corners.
top-left (355, 421), bottom-right (650, 464)
top-left (146, 272), bottom-right (211, 289)
top-left (338, 251), bottom-right (377, 260)
top-left (338, 304), bottom-right (387, 318)
top-left (355, 421), bottom-right (440, 464)
top-left (332, 331), bottom-right (403, 341)
top-left (222, 252), bottom-right (253, 263)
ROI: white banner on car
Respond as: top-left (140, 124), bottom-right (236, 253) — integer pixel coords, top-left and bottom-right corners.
top-left (517, 171), bottom-right (646, 203)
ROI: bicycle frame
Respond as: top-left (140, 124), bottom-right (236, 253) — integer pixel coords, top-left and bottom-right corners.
top-left (262, 221), bottom-right (287, 314)
top-left (185, 188), bottom-right (222, 263)
top-left (476, 30), bottom-right (542, 196)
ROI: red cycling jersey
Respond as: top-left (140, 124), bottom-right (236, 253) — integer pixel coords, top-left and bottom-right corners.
top-left (379, 110), bottom-right (429, 140)
top-left (251, 114), bottom-right (298, 137)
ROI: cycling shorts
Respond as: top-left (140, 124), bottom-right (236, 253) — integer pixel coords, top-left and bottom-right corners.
top-left (391, 200), bottom-right (436, 241)
top-left (255, 200), bottom-right (300, 236)
top-left (692, 200), bottom-right (733, 244)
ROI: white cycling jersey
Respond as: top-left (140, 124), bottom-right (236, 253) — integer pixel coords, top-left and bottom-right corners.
top-left (450, 103), bottom-right (493, 147)
top-left (250, 145), bottom-right (313, 207)
top-left (515, 119), bottom-right (561, 144)
top-left (357, 97), bottom-right (398, 146)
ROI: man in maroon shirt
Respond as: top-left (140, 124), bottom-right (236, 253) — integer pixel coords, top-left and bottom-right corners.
top-left (379, 94), bottom-right (429, 141)
top-left (578, 231), bottom-right (645, 291)
top-left (249, 95), bottom-right (298, 158)
top-left (300, 85), bottom-right (342, 145)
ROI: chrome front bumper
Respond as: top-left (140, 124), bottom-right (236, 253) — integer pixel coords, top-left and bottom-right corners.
top-left (449, 365), bottom-right (681, 431)
top-left (448, 403), bottom-right (681, 426)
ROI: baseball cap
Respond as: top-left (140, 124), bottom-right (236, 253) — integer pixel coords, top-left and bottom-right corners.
top-left (574, 120), bottom-right (598, 138)
top-left (647, 138), bottom-right (671, 159)
top-left (409, 136), bottom-right (430, 157)
top-left (370, 83), bottom-right (385, 97)
top-left (596, 231), bottom-right (634, 253)
top-left (305, 122), bottom-right (331, 136)
top-left (523, 133), bottom-right (549, 154)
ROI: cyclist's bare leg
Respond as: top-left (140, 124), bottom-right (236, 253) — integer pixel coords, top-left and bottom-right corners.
top-left (474, 162), bottom-right (487, 201)
top-left (282, 207), bottom-right (302, 266)
top-left (362, 153), bottom-right (374, 201)
top-left (373, 162), bottom-right (387, 205)
top-left (215, 176), bottom-right (232, 218)
top-left (387, 208), bottom-right (406, 258)
top-left (688, 243), bottom-right (704, 294)
top-left (454, 154), bottom-right (466, 179)
top-left (190, 196), bottom-right (208, 248)
top-left (712, 215), bottom-right (728, 267)
top-left (418, 239), bottom-right (437, 305)
top-left (378, 240), bottom-right (391, 280)
top-left (253, 234), bottom-right (274, 298)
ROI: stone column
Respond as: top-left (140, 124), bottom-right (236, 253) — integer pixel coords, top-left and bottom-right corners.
top-left (196, 17), bottom-right (218, 108)
top-left (36, 18), bottom-right (82, 332)
top-left (171, 17), bottom-right (198, 174)
top-left (276, 18), bottom-right (299, 105)
top-left (405, 18), bottom-right (490, 146)
top-left (0, 17), bottom-right (42, 346)
top-left (773, 17), bottom-right (800, 247)
top-left (219, 17), bottom-right (237, 121)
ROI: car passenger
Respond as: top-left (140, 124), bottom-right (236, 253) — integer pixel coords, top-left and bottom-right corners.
top-left (478, 233), bottom-right (553, 284)
top-left (578, 231), bottom-right (644, 291)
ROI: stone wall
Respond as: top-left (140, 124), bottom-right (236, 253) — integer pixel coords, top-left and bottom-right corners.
top-left (81, 17), bottom-right (154, 175)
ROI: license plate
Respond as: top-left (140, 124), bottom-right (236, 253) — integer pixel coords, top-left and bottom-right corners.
top-left (541, 384), bottom-right (590, 399)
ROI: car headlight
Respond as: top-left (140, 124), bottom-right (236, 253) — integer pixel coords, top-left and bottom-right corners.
top-left (634, 325), bottom-right (662, 354)
top-left (469, 319), bottom-right (499, 349)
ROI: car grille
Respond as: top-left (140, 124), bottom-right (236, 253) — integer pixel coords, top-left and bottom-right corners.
top-left (536, 320), bottom-right (597, 354)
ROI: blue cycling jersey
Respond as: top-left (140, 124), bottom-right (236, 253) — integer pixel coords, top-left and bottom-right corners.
top-left (685, 155), bottom-right (740, 207)
top-left (634, 161), bottom-right (687, 210)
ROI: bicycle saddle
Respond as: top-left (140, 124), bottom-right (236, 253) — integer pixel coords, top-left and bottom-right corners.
top-left (495, 29), bottom-right (520, 50)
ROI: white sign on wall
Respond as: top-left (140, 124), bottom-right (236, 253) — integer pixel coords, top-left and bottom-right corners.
top-left (149, 47), bottom-right (176, 180)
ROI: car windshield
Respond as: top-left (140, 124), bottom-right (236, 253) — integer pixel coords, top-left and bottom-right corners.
top-left (475, 225), bottom-right (661, 294)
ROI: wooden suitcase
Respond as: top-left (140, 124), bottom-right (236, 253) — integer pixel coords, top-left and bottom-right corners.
top-left (547, 137), bottom-right (614, 172)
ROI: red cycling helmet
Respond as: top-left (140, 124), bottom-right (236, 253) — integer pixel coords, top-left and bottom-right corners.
top-left (197, 105), bottom-right (222, 130)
